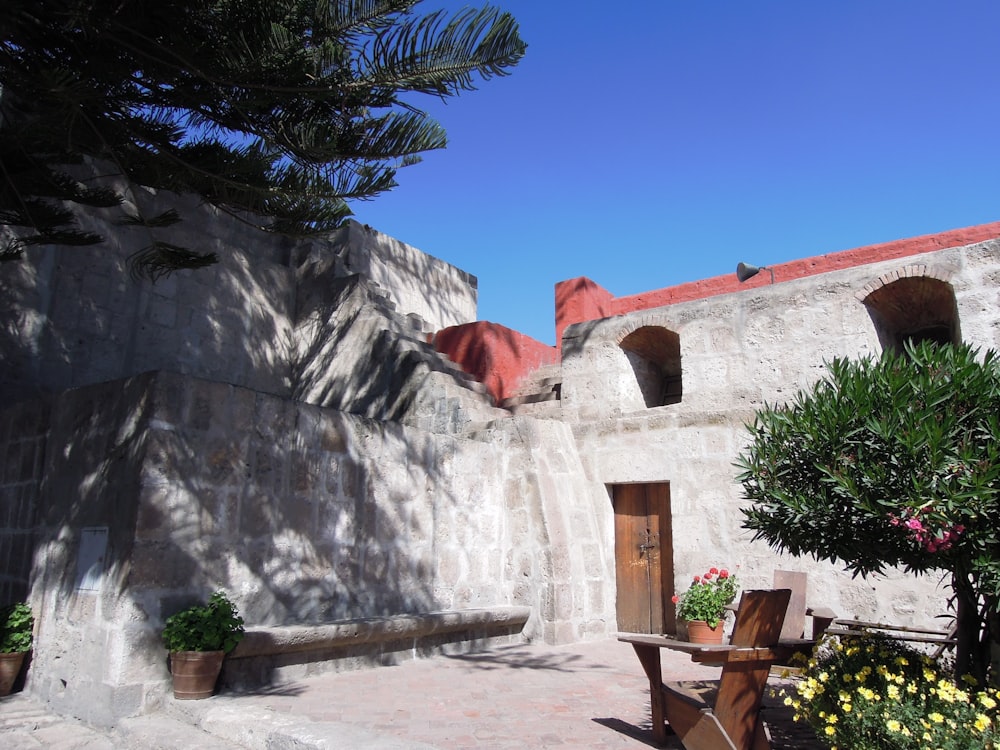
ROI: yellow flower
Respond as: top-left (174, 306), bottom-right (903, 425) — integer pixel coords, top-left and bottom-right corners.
top-left (826, 714), bottom-right (838, 725)
top-left (886, 719), bottom-right (901, 732)
top-left (975, 714), bottom-right (991, 732)
top-left (980, 694), bottom-right (997, 710)
top-left (887, 684), bottom-right (900, 700)
top-left (894, 656), bottom-right (909, 666)
top-left (929, 712), bottom-right (945, 723)
top-left (842, 703), bottom-right (852, 713)
top-left (825, 725), bottom-right (836, 736)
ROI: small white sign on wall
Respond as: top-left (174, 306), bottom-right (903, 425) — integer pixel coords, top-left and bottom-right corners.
top-left (75, 527), bottom-right (109, 592)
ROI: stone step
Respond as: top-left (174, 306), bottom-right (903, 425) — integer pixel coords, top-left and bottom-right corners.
top-left (117, 715), bottom-right (245, 750)
top-left (393, 335), bottom-right (491, 397)
top-left (502, 363), bottom-right (563, 403)
top-left (501, 387), bottom-right (560, 408)
top-left (164, 702), bottom-right (436, 750)
top-left (505, 399), bottom-right (563, 419)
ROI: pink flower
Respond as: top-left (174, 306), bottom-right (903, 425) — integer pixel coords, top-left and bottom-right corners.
top-left (905, 518), bottom-right (924, 531)
top-left (671, 595), bottom-right (679, 604)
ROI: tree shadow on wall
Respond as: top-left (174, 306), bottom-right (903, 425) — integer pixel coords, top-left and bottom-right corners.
top-left (5, 193), bottom-right (524, 698)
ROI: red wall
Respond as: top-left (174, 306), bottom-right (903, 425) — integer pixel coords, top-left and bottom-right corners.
top-left (435, 222), bottom-right (1000, 405)
top-left (432, 321), bottom-right (558, 404)
top-left (556, 222), bottom-right (1000, 337)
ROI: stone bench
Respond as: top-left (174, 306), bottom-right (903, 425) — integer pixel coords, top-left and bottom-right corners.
top-left (222, 606), bottom-right (531, 690)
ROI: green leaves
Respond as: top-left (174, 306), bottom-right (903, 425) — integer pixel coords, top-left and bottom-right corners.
top-left (161, 591), bottom-right (245, 653)
top-left (1, 0), bottom-right (526, 279)
top-left (737, 342), bottom-right (1000, 598)
top-left (0, 602), bottom-right (34, 653)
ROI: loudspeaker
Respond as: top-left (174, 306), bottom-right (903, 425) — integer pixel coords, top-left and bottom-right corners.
top-left (736, 262), bottom-right (761, 282)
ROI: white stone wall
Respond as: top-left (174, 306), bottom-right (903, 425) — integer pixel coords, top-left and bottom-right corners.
top-left (561, 238), bottom-right (1000, 632)
top-left (1, 192), bottom-right (478, 407)
top-left (316, 220), bottom-right (477, 332)
top-left (21, 370), bottom-right (614, 722)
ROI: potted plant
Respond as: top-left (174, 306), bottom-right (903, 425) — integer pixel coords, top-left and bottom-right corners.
top-left (671, 567), bottom-right (739, 643)
top-left (0, 602), bottom-right (34, 696)
top-left (162, 591), bottom-right (244, 699)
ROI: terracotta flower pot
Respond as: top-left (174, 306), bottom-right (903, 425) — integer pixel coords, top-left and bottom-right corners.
top-left (0, 651), bottom-right (27, 696)
top-left (685, 619), bottom-right (725, 644)
top-left (169, 650), bottom-right (225, 699)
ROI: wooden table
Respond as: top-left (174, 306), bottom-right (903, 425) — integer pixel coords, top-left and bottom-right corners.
top-left (617, 589), bottom-right (811, 749)
top-left (619, 634), bottom-right (813, 746)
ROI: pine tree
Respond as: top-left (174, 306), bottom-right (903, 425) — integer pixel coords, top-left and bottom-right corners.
top-left (0, 0), bottom-right (525, 279)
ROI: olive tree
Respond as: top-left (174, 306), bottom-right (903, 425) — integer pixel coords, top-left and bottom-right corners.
top-left (737, 342), bottom-right (1000, 683)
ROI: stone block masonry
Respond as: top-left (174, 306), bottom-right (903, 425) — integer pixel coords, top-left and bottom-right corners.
top-left (16, 370), bottom-right (614, 724)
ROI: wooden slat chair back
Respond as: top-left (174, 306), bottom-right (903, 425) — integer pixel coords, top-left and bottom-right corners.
top-left (663, 588), bottom-right (791, 750)
top-left (772, 570), bottom-right (806, 640)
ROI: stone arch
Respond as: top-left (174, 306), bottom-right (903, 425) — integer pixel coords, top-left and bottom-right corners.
top-left (617, 323), bottom-right (682, 407)
top-left (856, 266), bottom-right (960, 354)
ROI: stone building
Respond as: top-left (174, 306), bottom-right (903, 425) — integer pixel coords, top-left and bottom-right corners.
top-left (2, 190), bottom-right (998, 724)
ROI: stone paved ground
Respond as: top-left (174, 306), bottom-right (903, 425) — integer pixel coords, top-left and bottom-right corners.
top-left (1, 637), bottom-right (826, 749)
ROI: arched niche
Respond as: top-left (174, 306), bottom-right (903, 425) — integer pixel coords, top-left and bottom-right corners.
top-left (860, 273), bottom-right (960, 355)
top-left (618, 326), bottom-right (682, 407)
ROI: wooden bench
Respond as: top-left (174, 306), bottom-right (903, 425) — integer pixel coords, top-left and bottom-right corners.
top-left (620, 589), bottom-right (794, 749)
top-left (822, 618), bottom-right (957, 657)
top-left (222, 606), bottom-right (531, 690)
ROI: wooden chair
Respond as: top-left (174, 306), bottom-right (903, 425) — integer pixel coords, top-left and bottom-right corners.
top-left (726, 570), bottom-right (837, 642)
top-left (620, 588), bottom-right (792, 749)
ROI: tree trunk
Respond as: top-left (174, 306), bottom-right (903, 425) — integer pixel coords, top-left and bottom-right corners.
top-left (953, 573), bottom-right (988, 685)
top-left (990, 604), bottom-right (1000, 688)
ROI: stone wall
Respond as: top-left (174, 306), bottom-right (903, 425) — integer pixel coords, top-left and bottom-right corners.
top-left (1, 195), bottom-right (478, 410)
top-left (561, 238), bottom-right (1000, 632)
top-left (0, 398), bottom-right (49, 605)
top-left (0, 189), bottom-right (298, 406)
top-left (18, 370), bottom-right (614, 723)
top-left (314, 220), bottom-right (477, 334)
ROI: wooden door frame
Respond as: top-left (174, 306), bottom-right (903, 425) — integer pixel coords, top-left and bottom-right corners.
top-left (610, 482), bottom-right (675, 635)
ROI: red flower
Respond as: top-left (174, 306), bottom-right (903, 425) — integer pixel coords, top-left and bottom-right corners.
top-left (693, 575), bottom-right (701, 583)
top-left (719, 569), bottom-right (730, 579)
top-left (671, 595), bottom-right (679, 604)
top-left (709, 567), bottom-right (719, 575)
top-left (703, 573), bottom-right (713, 581)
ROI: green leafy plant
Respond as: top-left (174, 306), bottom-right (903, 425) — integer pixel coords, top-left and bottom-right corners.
top-left (0, 603), bottom-right (34, 653)
top-left (1, 0), bottom-right (526, 277)
top-left (737, 342), bottom-right (1000, 683)
top-left (671, 566), bottom-right (739, 628)
top-left (783, 632), bottom-right (1000, 749)
top-left (161, 592), bottom-right (245, 654)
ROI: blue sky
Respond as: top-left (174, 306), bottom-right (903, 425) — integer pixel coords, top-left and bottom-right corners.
top-left (353, 1), bottom-right (1000, 345)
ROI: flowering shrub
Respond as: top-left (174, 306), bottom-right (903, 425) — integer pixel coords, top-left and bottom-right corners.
top-left (671, 567), bottom-right (738, 628)
top-left (888, 509), bottom-right (965, 554)
top-left (783, 633), bottom-right (1000, 749)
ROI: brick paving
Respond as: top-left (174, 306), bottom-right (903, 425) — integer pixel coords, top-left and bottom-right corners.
top-left (2, 637), bottom-right (827, 749)
top-left (199, 637), bottom-right (826, 749)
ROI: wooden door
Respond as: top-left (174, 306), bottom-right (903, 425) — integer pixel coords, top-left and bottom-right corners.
top-left (612, 483), bottom-right (675, 634)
